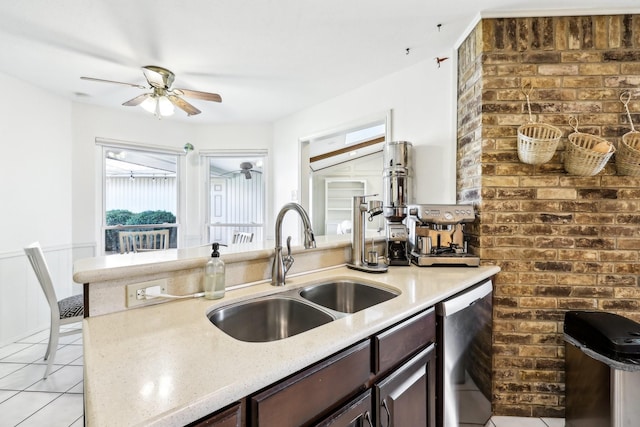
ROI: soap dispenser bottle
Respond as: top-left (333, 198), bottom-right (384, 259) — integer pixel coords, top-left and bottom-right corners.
top-left (204, 243), bottom-right (225, 300)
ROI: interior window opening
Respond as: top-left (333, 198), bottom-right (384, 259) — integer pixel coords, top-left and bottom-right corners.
top-left (302, 115), bottom-right (388, 236)
top-left (102, 146), bottom-right (179, 255)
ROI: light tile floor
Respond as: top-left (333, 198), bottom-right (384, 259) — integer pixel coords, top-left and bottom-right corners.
top-left (0, 326), bottom-right (566, 427)
top-left (0, 325), bottom-right (83, 427)
top-left (488, 416), bottom-right (565, 427)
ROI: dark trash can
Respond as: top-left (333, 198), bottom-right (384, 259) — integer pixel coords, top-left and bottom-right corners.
top-left (564, 310), bottom-right (640, 427)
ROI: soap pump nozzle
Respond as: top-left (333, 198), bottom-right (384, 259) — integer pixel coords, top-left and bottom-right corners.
top-left (211, 242), bottom-right (220, 257)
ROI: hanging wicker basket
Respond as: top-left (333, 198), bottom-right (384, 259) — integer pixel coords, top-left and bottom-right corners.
top-left (517, 83), bottom-right (562, 165)
top-left (616, 92), bottom-right (640, 176)
top-left (564, 117), bottom-right (615, 176)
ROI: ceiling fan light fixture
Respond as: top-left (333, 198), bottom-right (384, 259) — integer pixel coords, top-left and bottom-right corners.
top-left (140, 94), bottom-right (175, 117)
top-left (82, 66), bottom-right (222, 117)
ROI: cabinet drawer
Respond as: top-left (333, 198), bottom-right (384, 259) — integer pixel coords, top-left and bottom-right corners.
top-left (373, 307), bottom-right (435, 375)
top-left (187, 402), bottom-right (243, 427)
top-left (250, 340), bottom-right (371, 427)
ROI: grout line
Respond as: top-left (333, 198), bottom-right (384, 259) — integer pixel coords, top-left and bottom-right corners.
top-left (14, 391), bottom-right (66, 426)
top-left (0, 330), bottom-right (85, 427)
top-left (70, 414), bottom-right (84, 427)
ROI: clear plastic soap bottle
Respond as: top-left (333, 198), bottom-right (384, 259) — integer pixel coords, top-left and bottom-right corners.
top-left (204, 243), bottom-right (225, 299)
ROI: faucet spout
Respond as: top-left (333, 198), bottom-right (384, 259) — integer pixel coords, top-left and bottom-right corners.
top-left (272, 202), bottom-right (316, 286)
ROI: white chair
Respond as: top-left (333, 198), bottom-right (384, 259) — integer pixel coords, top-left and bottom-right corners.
top-left (24, 242), bottom-right (83, 379)
top-left (119, 230), bottom-right (170, 253)
top-left (232, 231), bottom-right (254, 244)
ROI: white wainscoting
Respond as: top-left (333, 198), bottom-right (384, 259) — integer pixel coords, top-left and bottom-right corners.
top-left (0, 243), bottom-right (95, 347)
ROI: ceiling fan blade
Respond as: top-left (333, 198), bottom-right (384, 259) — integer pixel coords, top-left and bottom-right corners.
top-left (80, 76), bottom-right (146, 89)
top-left (173, 88), bottom-right (222, 103)
top-left (167, 95), bottom-right (201, 116)
top-left (122, 93), bottom-right (151, 106)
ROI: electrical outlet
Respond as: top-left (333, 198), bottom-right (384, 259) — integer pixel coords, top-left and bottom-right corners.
top-left (126, 279), bottom-right (168, 307)
top-left (136, 285), bottom-right (161, 300)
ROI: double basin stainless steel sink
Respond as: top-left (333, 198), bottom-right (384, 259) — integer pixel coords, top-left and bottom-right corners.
top-left (207, 280), bottom-right (400, 342)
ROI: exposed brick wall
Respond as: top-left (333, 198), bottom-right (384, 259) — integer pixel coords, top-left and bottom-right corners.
top-left (457, 15), bottom-right (640, 417)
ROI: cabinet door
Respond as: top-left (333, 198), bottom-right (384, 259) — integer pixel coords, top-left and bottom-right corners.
top-left (187, 402), bottom-right (243, 427)
top-left (314, 389), bottom-right (374, 427)
top-left (374, 344), bottom-right (436, 427)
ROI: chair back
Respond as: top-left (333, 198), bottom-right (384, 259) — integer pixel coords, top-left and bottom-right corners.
top-left (24, 242), bottom-right (60, 318)
top-left (119, 230), bottom-right (170, 253)
top-left (119, 232), bottom-right (136, 254)
top-left (232, 231), bottom-right (254, 244)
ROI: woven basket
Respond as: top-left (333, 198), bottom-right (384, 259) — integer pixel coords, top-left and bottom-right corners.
top-left (517, 84), bottom-right (562, 164)
top-left (564, 118), bottom-right (615, 176)
top-left (615, 92), bottom-right (640, 176)
top-left (616, 131), bottom-right (640, 176)
top-left (518, 122), bottom-right (562, 164)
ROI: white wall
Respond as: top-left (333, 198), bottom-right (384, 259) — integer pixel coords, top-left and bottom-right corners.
top-left (0, 72), bottom-right (76, 345)
top-left (1, 54), bottom-right (458, 345)
top-left (0, 78), bottom-right (272, 345)
top-left (272, 56), bottom-right (457, 239)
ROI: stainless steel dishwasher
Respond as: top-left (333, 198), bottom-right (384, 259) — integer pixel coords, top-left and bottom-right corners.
top-left (436, 280), bottom-right (493, 427)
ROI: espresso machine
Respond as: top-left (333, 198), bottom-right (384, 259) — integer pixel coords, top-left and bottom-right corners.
top-left (407, 204), bottom-right (480, 267)
top-left (383, 141), bottom-right (413, 266)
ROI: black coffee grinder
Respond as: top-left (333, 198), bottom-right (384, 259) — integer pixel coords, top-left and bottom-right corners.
top-left (382, 141), bottom-right (413, 266)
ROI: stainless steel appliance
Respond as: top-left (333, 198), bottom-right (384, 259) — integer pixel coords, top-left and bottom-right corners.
top-left (347, 194), bottom-right (388, 273)
top-left (437, 280), bottom-right (493, 427)
top-left (382, 141), bottom-right (413, 266)
top-left (407, 204), bottom-right (480, 267)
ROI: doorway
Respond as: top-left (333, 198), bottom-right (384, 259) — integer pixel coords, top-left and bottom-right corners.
top-left (203, 151), bottom-right (267, 245)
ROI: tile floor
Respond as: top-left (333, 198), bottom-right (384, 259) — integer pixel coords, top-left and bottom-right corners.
top-left (0, 325), bottom-right (83, 427)
top-left (488, 416), bottom-right (565, 427)
top-left (0, 325), bottom-right (565, 427)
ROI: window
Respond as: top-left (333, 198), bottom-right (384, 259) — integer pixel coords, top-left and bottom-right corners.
top-left (203, 151), bottom-right (267, 245)
top-left (99, 141), bottom-right (181, 254)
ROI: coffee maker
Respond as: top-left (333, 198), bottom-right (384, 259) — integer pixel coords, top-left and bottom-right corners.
top-left (406, 204), bottom-right (480, 267)
top-left (383, 141), bottom-right (413, 266)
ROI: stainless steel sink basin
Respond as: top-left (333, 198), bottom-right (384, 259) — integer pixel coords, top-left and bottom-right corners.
top-left (207, 296), bottom-right (335, 342)
top-left (299, 280), bottom-right (399, 313)
top-left (207, 279), bottom-right (400, 342)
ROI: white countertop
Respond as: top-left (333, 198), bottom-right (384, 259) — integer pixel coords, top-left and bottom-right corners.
top-left (73, 233), bottom-right (361, 284)
top-left (83, 263), bottom-right (499, 426)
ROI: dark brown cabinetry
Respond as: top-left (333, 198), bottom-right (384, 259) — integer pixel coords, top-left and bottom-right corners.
top-left (315, 389), bottom-right (374, 427)
top-left (198, 307), bottom-right (437, 427)
top-left (374, 344), bottom-right (436, 427)
top-left (374, 308), bottom-right (436, 376)
top-left (188, 402), bottom-right (244, 427)
top-left (250, 340), bottom-right (371, 427)
top-left (315, 308), bottom-right (436, 427)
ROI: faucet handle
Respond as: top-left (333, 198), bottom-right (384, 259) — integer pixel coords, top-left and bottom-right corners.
top-left (283, 236), bottom-right (294, 273)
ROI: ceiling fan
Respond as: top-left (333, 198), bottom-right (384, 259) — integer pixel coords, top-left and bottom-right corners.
top-left (80, 65), bottom-right (222, 117)
top-left (216, 162), bottom-right (262, 180)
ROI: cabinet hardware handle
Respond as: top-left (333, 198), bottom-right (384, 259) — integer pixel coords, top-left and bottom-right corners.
top-left (364, 411), bottom-right (373, 427)
top-left (381, 400), bottom-right (391, 427)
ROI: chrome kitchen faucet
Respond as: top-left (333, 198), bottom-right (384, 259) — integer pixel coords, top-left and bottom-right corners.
top-left (272, 203), bottom-right (316, 286)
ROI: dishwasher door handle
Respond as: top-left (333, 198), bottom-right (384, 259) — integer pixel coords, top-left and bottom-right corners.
top-left (437, 280), bottom-right (492, 317)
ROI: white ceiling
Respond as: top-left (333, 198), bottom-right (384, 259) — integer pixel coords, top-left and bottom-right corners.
top-left (1, 0), bottom-right (639, 124)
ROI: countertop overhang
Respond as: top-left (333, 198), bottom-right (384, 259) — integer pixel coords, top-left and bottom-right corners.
top-left (83, 263), bottom-right (499, 426)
